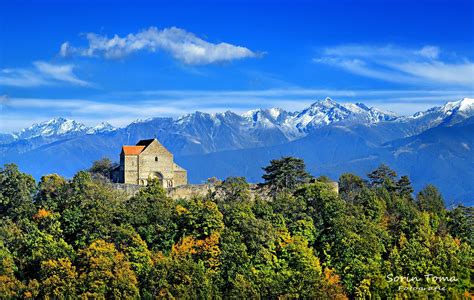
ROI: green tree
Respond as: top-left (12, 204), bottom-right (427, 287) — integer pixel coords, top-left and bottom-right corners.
top-left (144, 252), bottom-right (217, 298)
top-left (0, 240), bottom-right (25, 298)
top-left (0, 164), bottom-right (36, 220)
top-left (294, 182), bottom-right (344, 235)
top-left (36, 174), bottom-right (67, 211)
top-left (39, 258), bottom-right (78, 298)
top-left (88, 157), bottom-right (118, 179)
top-left (109, 224), bottom-right (152, 279)
top-left (259, 157), bottom-right (313, 197)
top-left (0, 160), bottom-right (472, 298)
top-left (213, 177), bottom-right (251, 203)
top-left (354, 188), bottom-right (385, 222)
top-left (125, 178), bottom-right (177, 252)
top-left (175, 196), bottom-right (224, 239)
top-left (396, 175), bottom-right (414, 199)
top-left (367, 164), bottom-right (397, 190)
top-left (78, 240), bottom-right (139, 299)
top-left (447, 205), bottom-right (473, 246)
top-left (338, 173), bottom-right (366, 203)
top-left (416, 184), bottom-right (445, 214)
top-left (218, 228), bottom-right (255, 297)
top-left (59, 171), bottom-right (127, 248)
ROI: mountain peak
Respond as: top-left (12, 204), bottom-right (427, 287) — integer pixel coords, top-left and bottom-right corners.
top-left (457, 98), bottom-right (474, 112)
top-left (437, 98), bottom-right (474, 114)
top-left (410, 98), bottom-right (474, 128)
top-left (13, 117), bottom-right (88, 140)
top-left (87, 122), bottom-right (116, 134)
top-left (311, 97), bottom-right (338, 108)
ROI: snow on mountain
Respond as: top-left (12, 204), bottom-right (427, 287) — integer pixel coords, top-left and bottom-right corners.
top-left (4, 98), bottom-right (471, 147)
top-left (409, 97), bottom-right (474, 131)
top-left (412, 98), bottom-right (474, 119)
top-left (14, 117), bottom-right (89, 140)
top-left (86, 122), bottom-right (116, 134)
top-left (458, 98), bottom-right (474, 112)
top-left (279, 98), bottom-right (398, 134)
top-left (5, 118), bottom-right (117, 142)
top-left (242, 108), bottom-right (289, 129)
top-left (290, 98), bottom-right (350, 130)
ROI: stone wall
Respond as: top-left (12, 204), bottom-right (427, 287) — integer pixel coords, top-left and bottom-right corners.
top-left (168, 183), bottom-right (214, 199)
top-left (173, 170), bottom-right (188, 187)
top-left (113, 181), bottom-right (339, 200)
top-left (112, 183), bottom-right (214, 199)
top-left (112, 183), bottom-right (142, 197)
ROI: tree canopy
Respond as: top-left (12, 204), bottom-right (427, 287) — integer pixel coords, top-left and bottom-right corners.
top-left (259, 156), bottom-right (313, 196)
top-left (0, 160), bottom-right (471, 298)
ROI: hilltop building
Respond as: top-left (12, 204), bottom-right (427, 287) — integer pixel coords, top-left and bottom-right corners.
top-left (114, 138), bottom-right (187, 187)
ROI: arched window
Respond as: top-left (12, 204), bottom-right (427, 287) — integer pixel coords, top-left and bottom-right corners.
top-left (155, 156), bottom-right (158, 162)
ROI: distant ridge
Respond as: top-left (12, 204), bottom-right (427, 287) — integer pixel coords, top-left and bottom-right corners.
top-left (1, 97), bottom-right (473, 204)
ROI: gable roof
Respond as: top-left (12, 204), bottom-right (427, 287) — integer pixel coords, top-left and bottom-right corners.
top-left (122, 145), bottom-right (146, 155)
top-left (136, 139), bottom-right (156, 146)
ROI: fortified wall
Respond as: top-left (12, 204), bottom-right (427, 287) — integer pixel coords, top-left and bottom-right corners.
top-left (112, 182), bottom-right (215, 199)
top-left (113, 181), bottom-right (339, 200)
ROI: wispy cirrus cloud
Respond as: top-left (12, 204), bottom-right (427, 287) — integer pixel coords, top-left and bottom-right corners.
top-left (60, 26), bottom-right (260, 65)
top-left (314, 44), bottom-right (474, 87)
top-left (0, 61), bottom-right (91, 87)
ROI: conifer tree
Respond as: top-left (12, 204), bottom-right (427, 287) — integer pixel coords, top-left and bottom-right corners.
top-left (259, 157), bottom-right (313, 196)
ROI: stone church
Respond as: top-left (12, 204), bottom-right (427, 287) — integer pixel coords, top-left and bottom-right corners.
top-left (116, 138), bottom-right (187, 187)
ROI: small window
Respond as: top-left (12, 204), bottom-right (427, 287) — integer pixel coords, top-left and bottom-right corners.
top-left (155, 156), bottom-right (158, 162)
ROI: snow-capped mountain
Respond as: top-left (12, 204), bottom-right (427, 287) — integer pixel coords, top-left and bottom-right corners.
top-left (284, 98), bottom-right (398, 134)
top-left (242, 108), bottom-right (289, 127)
top-left (3, 98), bottom-right (471, 148)
top-left (3, 118), bottom-right (117, 142)
top-left (429, 97), bottom-right (474, 117)
top-left (13, 117), bottom-right (89, 140)
top-left (87, 122), bottom-right (116, 134)
top-left (1, 97), bottom-right (474, 203)
top-left (241, 98), bottom-right (398, 139)
top-left (408, 97), bottom-right (474, 129)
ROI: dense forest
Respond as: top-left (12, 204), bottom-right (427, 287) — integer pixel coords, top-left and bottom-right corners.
top-left (0, 157), bottom-right (472, 299)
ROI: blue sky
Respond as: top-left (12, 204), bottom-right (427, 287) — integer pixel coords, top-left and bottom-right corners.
top-left (1, 0), bottom-right (473, 132)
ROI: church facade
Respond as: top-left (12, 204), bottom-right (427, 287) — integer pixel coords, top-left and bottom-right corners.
top-left (117, 138), bottom-right (187, 187)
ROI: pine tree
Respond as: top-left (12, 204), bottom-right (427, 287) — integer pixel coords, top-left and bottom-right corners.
top-left (259, 157), bottom-right (313, 197)
top-left (416, 185), bottom-right (445, 214)
top-left (396, 175), bottom-right (414, 199)
top-left (367, 164), bottom-right (397, 190)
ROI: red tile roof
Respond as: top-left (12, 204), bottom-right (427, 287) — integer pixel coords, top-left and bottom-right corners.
top-left (122, 145), bottom-right (145, 155)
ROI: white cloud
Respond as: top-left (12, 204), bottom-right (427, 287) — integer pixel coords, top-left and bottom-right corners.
top-left (0, 61), bottom-right (91, 87)
top-left (388, 61), bottom-right (474, 86)
top-left (60, 26), bottom-right (259, 65)
top-left (33, 61), bottom-right (90, 86)
top-left (416, 46), bottom-right (440, 59)
top-left (315, 44), bottom-right (474, 87)
top-left (0, 68), bottom-right (49, 87)
top-left (314, 57), bottom-right (417, 83)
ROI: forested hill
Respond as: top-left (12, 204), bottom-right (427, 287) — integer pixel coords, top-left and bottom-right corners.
top-left (0, 158), bottom-right (472, 298)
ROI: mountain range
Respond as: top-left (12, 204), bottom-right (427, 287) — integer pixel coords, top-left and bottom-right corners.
top-left (1, 97), bottom-right (473, 205)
